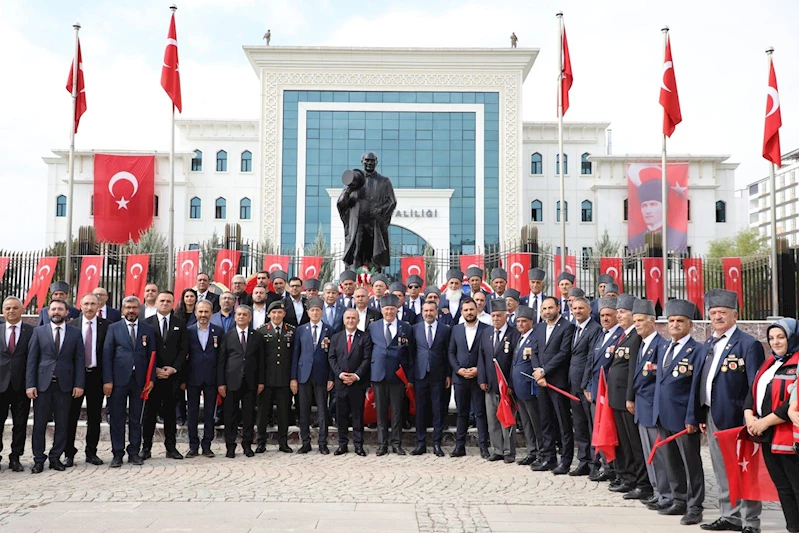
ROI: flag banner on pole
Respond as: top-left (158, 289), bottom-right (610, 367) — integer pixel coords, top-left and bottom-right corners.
top-left (683, 257), bottom-right (705, 311)
top-left (599, 258), bottom-right (623, 294)
top-left (263, 255), bottom-right (289, 274)
top-left (77, 256), bottom-right (104, 298)
top-left (299, 256), bottom-right (323, 281)
top-left (722, 257), bottom-right (744, 311)
top-left (459, 255), bottom-right (484, 276)
top-left (0, 257), bottom-right (10, 282)
top-left (125, 254), bottom-right (150, 298)
top-left (659, 33), bottom-right (682, 137)
top-left (642, 257), bottom-right (664, 307)
top-left (591, 369), bottom-right (618, 463)
top-left (560, 23), bottom-right (573, 116)
top-left (161, 11), bottom-right (182, 112)
top-left (400, 257), bottom-right (426, 289)
top-left (213, 249), bottom-right (241, 290)
top-left (627, 163), bottom-right (689, 253)
top-left (506, 253), bottom-right (532, 296)
top-left (93, 155), bottom-right (155, 244)
top-left (716, 426), bottom-right (779, 503)
top-left (553, 255), bottom-right (577, 286)
top-left (395, 365), bottom-right (416, 416)
top-left (66, 40), bottom-right (87, 133)
top-left (22, 257), bottom-right (59, 310)
top-left (646, 429), bottom-right (689, 464)
top-left (763, 57), bottom-right (782, 166)
top-left (174, 250), bottom-right (199, 306)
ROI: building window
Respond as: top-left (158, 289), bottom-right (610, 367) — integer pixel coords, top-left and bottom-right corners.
top-left (154, 195), bottom-right (159, 217)
top-left (556, 200), bottom-right (568, 222)
top-left (191, 150), bottom-right (202, 171)
top-left (623, 198), bottom-right (629, 221)
top-left (715, 200), bottom-right (727, 223)
top-left (581, 200), bottom-right (593, 222)
top-left (56, 195), bottom-right (67, 217)
top-left (531, 200), bottom-right (543, 222)
top-left (531, 152), bottom-right (542, 175)
top-left (188, 243), bottom-right (200, 250)
top-left (215, 197), bottom-right (226, 219)
top-left (241, 150), bottom-right (252, 172)
top-left (216, 150), bottom-right (227, 172)
top-left (581, 153), bottom-right (592, 175)
top-left (240, 197), bottom-right (251, 220)
top-left (189, 197), bottom-right (201, 219)
top-left (749, 183), bottom-right (758, 196)
top-left (556, 154), bottom-right (568, 175)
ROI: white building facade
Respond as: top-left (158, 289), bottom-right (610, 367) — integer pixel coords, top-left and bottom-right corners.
top-left (745, 149), bottom-right (799, 247)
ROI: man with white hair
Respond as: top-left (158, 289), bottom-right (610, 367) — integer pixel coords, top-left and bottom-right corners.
top-left (442, 269), bottom-right (465, 323)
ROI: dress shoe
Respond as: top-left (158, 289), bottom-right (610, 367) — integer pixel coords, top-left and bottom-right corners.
top-left (609, 483), bottom-right (634, 493)
top-left (532, 461), bottom-right (556, 472)
top-left (355, 447), bottom-right (367, 457)
top-left (278, 445), bottom-right (293, 453)
top-left (658, 503), bottom-right (688, 516)
top-left (450, 447), bottom-right (466, 457)
top-left (623, 488), bottom-right (653, 500)
top-left (225, 450), bottom-right (236, 458)
top-left (681, 511), bottom-right (703, 526)
top-left (642, 494), bottom-right (659, 505)
top-left (376, 446), bottom-right (388, 457)
top-left (588, 469), bottom-right (602, 482)
top-left (49, 460), bottom-right (66, 471)
top-left (700, 518), bottom-right (743, 531)
top-left (255, 444), bottom-right (267, 454)
top-left (166, 449), bottom-right (184, 460)
top-left (185, 449), bottom-right (199, 458)
top-left (85, 455), bottom-right (104, 466)
top-left (63, 456), bottom-right (75, 468)
top-left (109, 456), bottom-right (123, 468)
top-left (552, 464), bottom-right (569, 475)
top-left (517, 456), bottom-right (536, 466)
top-left (609, 478), bottom-right (622, 488)
top-left (140, 449), bottom-right (152, 461)
top-left (479, 447), bottom-right (490, 459)
top-left (243, 446), bottom-right (255, 457)
top-left (392, 446), bottom-right (406, 456)
top-left (597, 469), bottom-right (616, 482)
top-left (31, 463), bottom-right (44, 474)
top-left (297, 444), bottom-right (312, 454)
top-left (128, 454), bottom-right (143, 465)
top-left (318, 445), bottom-right (330, 455)
top-left (741, 528), bottom-right (760, 533)
top-left (569, 464), bottom-right (591, 476)
top-left (334, 446), bottom-right (348, 456)
top-left (9, 458), bottom-right (24, 472)
top-left (488, 454), bottom-right (504, 462)
top-left (647, 501), bottom-right (672, 511)
top-left (410, 446), bottom-right (427, 456)
top-left (433, 445), bottom-right (445, 457)
top-left (504, 456), bottom-right (515, 463)
top-left (202, 450), bottom-right (215, 458)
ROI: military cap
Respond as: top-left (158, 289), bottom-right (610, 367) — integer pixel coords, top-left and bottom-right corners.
top-left (303, 278), bottom-right (321, 290)
top-left (515, 305), bottom-right (535, 320)
top-left (491, 267), bottom-right (508, 281)
top-left (605, 282), bottom-right (620, 295)
top-left (597, 274), bottom-right (615, 285)
top-left (306, 297), bottom-right (324, 310)
top-left (379, 294), bottom-right (399, 308)
top-left (490, 299), bottom-right (508, 312)
top-left (406, 275), bottom-right (424, 287)
top-left (465, 266), bottom-right (484, 280)
top-left (267, 301), bottom-right (285, 313)
top-left (270, 269), bottom-right (288, 281)
top-left (424, 286), bottom-right (441, 297)
top-left (632, 299), bottom-right (656, 316)
top-left (557, 272), bottom-right (575, 284)
top-left (389, 282), bottom-right (407, 294)
top-left (371, 274), bottom-right (388, 287)
top-left (445, 269), bottom-right (464, 282)
top-left (504, 288), bottom-right (521, 302)
top-left (637, 179), bottom-right (662, 203)
top-left (705, 289), bottom-right (738, 310)
top-left (528, 268), bottom-right (546, 281)
top-left (50, 281), bottom-right (70, 294)
top-left (597, 296), bottom-right (618, 311)
top-left (664, 299), bottom-right (697, 319)
top-left (617, 293), bottom-right (637, 311)
top-left (339, 270), bottom-right (357, 282)
top-left (568, 287), bottom-right (585, 298)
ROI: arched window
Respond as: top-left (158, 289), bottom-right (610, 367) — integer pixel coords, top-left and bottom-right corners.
top-left (56, 195), bottom-right (67, 217)
top-left (623, 198), bottom-right (629, 221)
top-left (240, 150), bottom-right (252, 172)
top-left (556, 153), bottom-right (568, 175)
top-left (531, 152), bottom-right (542, 175)
top-left (191, 150), bottom-right (202, 171)
top-left (154, 195), bottom-right (159, 217)
top-left (216, 150), bottom-right (227, 172)
top-left (189, 197), bottom-right (201, 219)
top-left (240, 197), bottom-right (251, 220)
top-left (581, 200), bottom-right (593, 222)
top-left (531, 200), bottom-right (542, 221)
top-left (215, 197), bottom-right (227, 219)
top-left (715, 200), bottom-right (727, 223)
top-left (556, 200), bottom-right (568, 222)
top-left (581, 153), bottom-right (592, 175)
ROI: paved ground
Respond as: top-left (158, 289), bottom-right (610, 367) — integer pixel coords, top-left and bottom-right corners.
top-left (0, 440), bottom-right (787, 532)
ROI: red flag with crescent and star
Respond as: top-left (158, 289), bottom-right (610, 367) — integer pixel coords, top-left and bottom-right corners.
top-left (263, 255), bottom-right (289, 274)
top-left (643, 257), bottom-right (664, 306)
top-left (299, 256), bottom-right (323, 281)
top-left (93, 155), bottom-right (155, 244)
top-left (494, 359), bottom-right (516, 428)
top-left (66, 40), bottom-right (87, 133)
top-left (505, 253), bottom-right (531, 296)
top-left (174, 250), bottom-right (199, 306)
top-left (0, 257), bottom-right (10, 282)
top-left (458, 255), bottom-right (484, 276)
top-left (592, 369), bottom-right (618, 463)
top-left (400, 257), bottom-right (426, 289)
top-left (560, 23), bottom-right (573, 116)
top-left (77, 256), bottom-right (104, 299)
top-left (599, 258), bottom-right (623, 294)
top-left (659, 33), bottom-right (681, 137)
top-left (553, 255), bottom-right (577, 287)
top-left (161, 11), bottom-right (182, 112)
top-left (722, 257), bottom-right (744, 310)
top-left (715, 426), bottom-right (778, 503)
top-left (22, 257), bottom-right (59, 310)
top-left (683, 257), bottom-right (704, 312)
top-left (213, 249), bottom-right (241, 290)
top-left (125, 254), bottom-right (150, 298)
top-left (627, 163), bottom-right (689, 253)
top-left (763, 57), bottom-right (781, 166)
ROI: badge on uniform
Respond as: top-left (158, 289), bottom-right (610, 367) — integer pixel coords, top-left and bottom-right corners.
top-left (322, 336), bottom-right (330, 352)
top-left (213, 336), bottom-right (218, 348)
top-left (524, 347), bottom-right (532, 360)
top-left (605, 346), bottom-right (613, 359)
top-left (142, 335), bottom-right (148, 347)
top-left (504, 338), bottom-right (510, 354)
top-left (642, 361), bottom-right (657, 377)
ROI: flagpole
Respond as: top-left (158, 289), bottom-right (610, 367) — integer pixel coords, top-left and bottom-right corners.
top-left (167, 4), bottom-right (177, 292)
top-left (660, 26), bottom-right (669, 311)
top-left (767, 47), bottom-right (779, 317)
top-left (557, 12), bottom-right (566, 274)
top-left (65, 22), bottom-right (81, 288)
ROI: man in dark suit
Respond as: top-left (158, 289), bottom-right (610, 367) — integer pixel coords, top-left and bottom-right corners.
top-left (369, 294), bottom-right (414, 456)
top-left (504, 289), bottom-right (521, 329)
top-left (568, 296), bottom-right (602, 476)
top-left (321, 283), bottom-right (346, 334)
top-left (653, 299), bottom-right (706, 526)
top-left (336, 270), bottom-right (358, 309)
top-left (478, 299), bottom-right (520, 463)
top-left (255, 301), bottom-right (296, 454)
top-left (411, 300), bottom-right (452, 456)
top-left (441, 269), bottom-right (466, 324)
top-left (103, 296), bottom-right (157, 467)
top-left (36, 281), bottom-right (80, 325)
top-left (607, 294), bottom-right (652, 499)
top-left (217, 305), bottom-right (265, 458)
top-left (391, 282), bottom-right (417, 325)
top-left (211, 291), bottom-right (236, 333)
top-left (65, 293), bottom-right (109, 467)
top-left (423, 287), bottom-right (453, 327)
top-left (329, 308), bottom-right (372, 455)
top-left (285, 276), bottom-right (309, 328)
top-left (510, 305), bottom-right (541, 466)
top-left (405, 275), bottom-right (425, 316)
top-left (92, 287), bottom-right (122, 323)
top-left (142, 291), bottom-right (188, 460)
top-left (589, 274), bottom-right (615, 321)
top-left (531, 296), bottom-right (574, 474)
top-left (368, 274), bottom-right (390, 311)
top-left (489, 267), bottom-right (509, 301)
top-left (195, 272), bottom-right (221, 313)
top-left (698, 289), bottom-right (765, 533)
top-left (520, 268), bottom-right (546, 324)
top-left (184, 300), bottom-right (222, 458)
top-left (354, 287), bottom-right (382, 332)
top-left (448, 297), bottom-right (490, 458)
top-left (0, 297), bottom-right (33, 472)
top-left (555, 272), bottom-right (575, 322)
top-left (27, 299), bottom-right (85, 473)
top-left (290, 297), bottom-right (333, 454)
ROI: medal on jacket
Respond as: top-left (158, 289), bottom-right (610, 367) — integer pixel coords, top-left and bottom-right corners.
top-left (523, 347), bottom-right (531, 360)
top-left (322, 336), bottom-right (330, 352)
top-left (142, 335), bottom-right (147, 347)
top-left (504, 338), bottom-right (510, 354)
top-left (213, 336), bottom-right (218, 348)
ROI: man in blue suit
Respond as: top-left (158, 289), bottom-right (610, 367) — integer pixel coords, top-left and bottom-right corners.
top-left (589, 274), bottom-right (615, 321)
top-left (103, 296), bottom-right (157, 467)
top-left (411, 301), bottom-right (452, 457)
top-left (504, 289), bottom-right (521, 329)
top-left (531, 296), bottom-right (575, 474)
top-left (290, 297), bottom-right (333, 454)
top-left (210, 292), bottom-right (236, 333)
top-left (555, 272), bottom-right (575, 322)
top-left (652, 299), bottom-right (706, 526)
top-left (184, 300), bottom-right (222, 458)
top-left (26, 299), bottom-right (85, 473)
top-left (368, 294), bottom-right (414, 456)
top-left (321, 283), bottom-right (345, 334)
top-left (448, 297), bottom-right (490, 458)
top-left (521, 268), bottom-right (547, 324)
top-left (423, 287), bottom-right (453, 327)
top-left (35, 281), bottom-right (80, 325)
top-left (510, 305), bottom-right (541, 466)
top-left (391, 282), bottom-right (417, 325)
top-left (368, 274), bottom-right (389, 311)
top-left (698, 289), bottom-right (765, 533)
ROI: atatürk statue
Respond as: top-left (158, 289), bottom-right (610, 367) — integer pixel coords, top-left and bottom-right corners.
top-left (337, 152), bottom-right (397, 272)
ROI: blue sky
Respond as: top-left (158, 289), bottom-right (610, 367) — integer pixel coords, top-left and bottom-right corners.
top-left (2, 0), bottom-right (797, 250)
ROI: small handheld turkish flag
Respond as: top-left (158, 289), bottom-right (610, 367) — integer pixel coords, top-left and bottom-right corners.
top-left (659, 33), bottom-right (682, 137)
top-left (66, 40), bottom-right (87, 133)
top-left (161, 10), bottom-right (182, 112)
top-left (716, 426), bottom-right (779, 503)
top-left (763, 56), bottom-right (781, 167)
top-left (494, 359), bottom-right (516, 428)
top-left (78, 256), bottom-right (104, 298)
top-left (592, 369), bottom-right (618, 463)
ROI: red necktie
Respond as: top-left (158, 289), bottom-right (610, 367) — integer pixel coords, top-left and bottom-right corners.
top-left (8, 325), bottom-right (16, 353)
top-left (98, 309), bottom-right (103, 319)
top-left (347, 333), bottom-right (353, 353)
top-left (618, 331), bottom-right (627, 345)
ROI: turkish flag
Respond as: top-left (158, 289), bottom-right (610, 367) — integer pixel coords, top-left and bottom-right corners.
top-left (716, 426), bottom-right (779, 503)
top-left (141, 351), bottom-right (157, 401)
top-left (299, 256), bottom-right (323, 281)
top-left (683, 258), bottom-right (705, 312)
top-left (161, 11), bottom-right (182, 112)
top-left (494, 359), bottom-right (516, 428)
top-left (214, 249), bottom-right (241, 290)
top-left (763, 58), bottom-right (782, 167)
top-left (263, 255), bottom-right (289, 274)
top-left (400, 257), bottom-right (426, 289)
top-left (363, 387), bottom-right (377, 425)
top-left (506, 253), bottom-right (531, 296)
top-left (659, 34), bottom-right (682, 137)
top-left (395, 365), bottom-right (416, 416)
top-left (174, 250), bottom-right (199, 306)
top-left (560, 24), bottom-right (573, 116)
top-left (554, 255), bottom-right (577, 286)
top-left (77, 256), bottom-right (104, 298)
top-left (66, 40), bottom-right (87, 133)
top-left (0, 257), bottom-right (10, 282)
top-left (459, 254), bottom-right (484, 277)
top-left (94, 155), bottom-right (155, 244)
top-left (22, 257), bottom-right (59, 310)
top-left (627, 163), bottom-right (689, 253)
top-left (722, 257), bottom-right (744, 310)
top-left (599, 257), bottom-right (623, 294)
top-left (592, 369), bottom-right (618, 463)
top-left (125, 254), bottom-right (150, 298)
top-left (643, 257), bottom-right (664, 306)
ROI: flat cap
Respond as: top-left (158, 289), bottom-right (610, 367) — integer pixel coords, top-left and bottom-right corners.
top-left (389, 282), bottom-right (407, 294)
top-left (568, 287), bottom-right (585, 298)
top-left (379, 294), bottom-right (400, 308)
top-left (406, 274), bottom-right (424, 287)
top-left (490, 267), bottom-right (508, 280)
top-left (557, 272), bottom-right (575, 284)
top-left (597, 296), bottom-right (618, 311)
top-left (370, 274), bottom-right (388, 286)
top-left (664, 299), bottom-right (697, 319)
top-left (617, 293), bottom-right (637, 311)
top-left (604, 282), bottom-right (620, 295)
top-left (465, 266), bottom-right (484, 280)
top-left (490, 299), bottom-right (507, 312)
top-left (267, 301), bottom-right (285, 313)
top-left (50, 281), bottom-right (70, 293)
top-left (504, 289), bottom-right (521, 302)
top-left (270, 269), bottom-right (288, 281)
top-left (528, 268), bottom-right (546, 281)
top-left (705, 289), bottom-right (738, 310)
top-left (306, 297), bottom-right (324, 310)
top-left (339, 270), bottom-right (357, 282)
top-left (598, 274), bottom-right (615, 285)
top-left (303, 278), bottom-right (320, 290)
top-left (424, 286), bottom-right (441, 297)
top-left (515, 305), bottom-right (535, 320)
top-left (632, 299), bottom-right (656, 316)
top-left (445, 269), bottom-right (464, 282)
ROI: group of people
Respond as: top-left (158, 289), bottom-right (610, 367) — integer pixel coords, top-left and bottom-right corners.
top-left (1, 265), bottom-right (798, 532)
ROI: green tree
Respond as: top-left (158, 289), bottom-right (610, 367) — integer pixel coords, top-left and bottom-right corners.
top-left (706, 228), bottom-right (770, 258)
top-left (305, 225), bottom-right (334, 283)
top-left (594, 229), bottom-right (623, 258)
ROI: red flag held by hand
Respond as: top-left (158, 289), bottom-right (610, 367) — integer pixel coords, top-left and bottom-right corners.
top-left (716, 426), bottom-right (779, 503)
top-left (363, 387), bottom-right (377, 425)
top-left (141, 351), bottom-right (157, 400)
top-left (494, 359), bottom-right (516, 428)
top-left (66, 40), bottom-right (87, 133)
top-left (591, 369), bottom-right (618, 462)
top-left (659, 33), bottom-right (682, 137)
top-left (646, 429), bottom-right (689, 465)
top-left (763, 57), bottom-right (782, 166)
top-left (395, 365), bottom-right (416, 416)
top-left (161, 10), bottom-right (182, 112)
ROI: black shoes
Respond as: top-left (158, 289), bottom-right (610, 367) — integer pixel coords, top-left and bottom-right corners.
top-left (433, 445), bottom-right (445, 457)
top-left (532, 461), bottom-right (557, 472)
top-left (109, 456), bottom-right (124, 468)
top-left (85, 455), bottom-right (104, 466)
top-left (658, 503), bottom-right (688, 516)
top-left (334, 446), bottom-right (348, 456)
top-left (318, 445), bottom-right (330, 455)
top-left (243, 446), bottom-right (255, 457)
top-left (225, 449), bottom-right (236, 458)
top-left (278, 444), bottom-right (293, 453)
top-left (31, 463), bottom-right (44, 474)
top-left (392, 446), bottom-right (406, 456)
top-left (376, 446), bottom-right (388, 457)
top-left (255, 444), bottom-right (267, 454)
top-left (623, 488), bottom-right (653, 500)
top-left (569, 464), bottom-right (591, 476)
top-left (479, 448), bottom-right (490, 459)
top-left (354, 447), bottom-right (367, 457)
top-left (551, 464), bottom-right (569, 475)
top-left (63, 456), bottom-right (75, 468)
top-left (128, 454), bottom-right (144, 466)
top-left (297, 444), bottom-right (312, 454)
top-left (487, 454), bottom-right (504, 462)
top-left (202, 449), bottom-right (215, 458)
top-left (609, 483), bottom-right (634, 493)
top-left (517, 455), bottom-right (536, 466)
top-left (503, 456), bottom-right (515, 464)
top-left (681, 511), bottom-right (703, 526)
top-left (647, 501), bottom-right (672, 511)
top-left (185, 449), bottom-right (199, 458)
top-left (410, 446), bottom-right (427, 456)
top-left (140, 449), bottom-right (152, 461)
top-left (450, 447), bottom-right (466, 457)
top-left (166, 449), bottom-right (184, 460)
top-left (700, 518), bottom-right (743, 531)
top-left (8, 458), bottom-right (24, 472)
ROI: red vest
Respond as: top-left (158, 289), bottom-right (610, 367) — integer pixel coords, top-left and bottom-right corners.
top-left (752, 351), bottom-right (799, 454)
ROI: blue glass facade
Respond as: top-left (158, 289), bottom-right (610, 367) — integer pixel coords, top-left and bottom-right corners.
top-left (280, 90), bottom-right (500, 252)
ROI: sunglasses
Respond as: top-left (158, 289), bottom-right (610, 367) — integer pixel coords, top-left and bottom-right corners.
top-left (408, 285), bottom-right (421, 289)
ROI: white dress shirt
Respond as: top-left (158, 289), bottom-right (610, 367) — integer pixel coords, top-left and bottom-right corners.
top-left (640, 330), bottom-right (659, 360)
top-left (464, 322), bottom-right (479, 350)
top-left (4, 320), bottom-right (22, 348)
top-left (545, 320), bottom-right (557, 344)
top-left (83, 316), bottom-right (98, 367)
top-left (236, 326), bottom-right (249, 344)
top-left (156, 312), bottom-right (171, 335)
top-left (703, 325), bottom-right (737, 406)
top-left (357, 308), bottom-right (368, 332)
top-left (291, 297), bottom-right (305, 323)
top-left (50, 321), bottom-right (64, 351)
top-left (602, 324), bottom-right (621, 344)
top-left (252, 305), bottom-right (267, 329)
top-left (143, 304), bottom-right (158, 319)
top-left (383, 320), bottom-right (396, 341)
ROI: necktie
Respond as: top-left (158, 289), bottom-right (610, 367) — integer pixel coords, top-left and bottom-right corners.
top-left (428, 325), bottom-right (434, 348)
top-left (85, 321), bottom-right (93, 368)
top-left (508, 313), bottom-right (515, 326)
top-left (531, 297), bottom-right (539, 323)
top-left (129, 323), bottom-right (137, 345)
top-left (699, 335), bottom-right (726, 405)
top-left (618, 331), bottom-right (627, 345)
top-left (494, 329), bottom-right (501, 349)
top-left (162, 316), bottom-right (168, 339)
top-left (54, 326), bottom-right (61, 355)
top-left (347, 333), bottom-right (353, 353)
top-left (347, 297), bottom-right (354, 309)
top-left (637, 343), bottom-right (645, 362)
top-left (663, 342), bottom-right (678, 369)
top-left (312, 324), bottom-right (318, 346)
top-left (385, 323), bottom-right (392, 346)
top-left (98, 309), bottom-right (103, 319)
top-left (326, 306), bottom-right (334, 325)
top-left (573, 326), bottom-right (582, 347)
top-left (8, 325), bottom-right (16, 353)
top-left (240, 330), bottom-right (247, 351)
